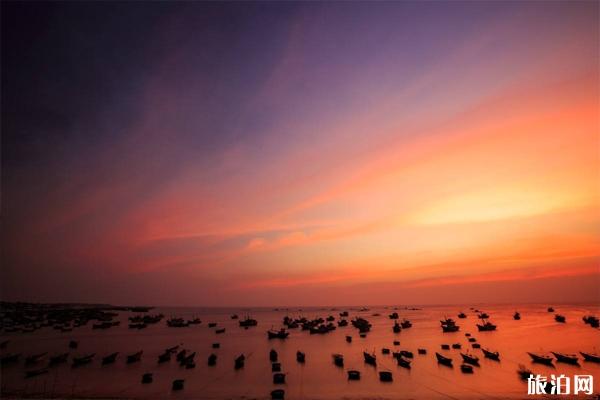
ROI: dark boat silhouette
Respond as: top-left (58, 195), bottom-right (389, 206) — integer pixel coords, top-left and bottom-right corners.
top-left (239, 316), bottom-right (258, 327)
top-left (102, 352), bottom-right (119, 365)
top-left (389, 312), bottom-right (399, 319)
top-left (363, 351), bottom-right (376, 366)
top-left (580, 351), bottom-right (600, 363)
top-left (460, 352), bottom-right (479, 365)
top-left (482, 348), bottom-right (500, 361)
top-left (476, 320), bottom-right (497, 331)
top-left (127, 351), bottom-right (143, 364)
top-left (296, 351), bottom-right (305, 363)
top-left (172, 379), bottom-right (184, 390)
top-left (460, 364), bottom-right (473, 373)
top-left (458, 312), bottom-right (467, 319)
top-left (273, 372), bottom-right (286, 384)
top-left (270, 349), bottom-right (278, 362)
top-left (436, 352), bottom-right (453, 366)
top-left (551, 352), bottom-right (578, 364)
top-left (346, 335), bottom-right (352, 343)
top-left (142, 372), bottom-right (153, 383)
top-left (347, 370), bottom-right (360, 380)
top-left (267, 328), bottom-right (289, 339)
top-left (418, 348), bottom-right (427, 354)
top-left (517, 364), bottom-right (533, 380)
top-left (397, 356), bottom-right (411, 368)
top-left (332, 353), bottom-right (344, 367)
top-left (72, 353), bottom-right (95, 367)
top-left (393, 321), bottom-right (401, 333)
top-left (527, 352), bottom-right (553, 365)
top-left (401, 319), bottom-right (412, 328)
top-left (49, 353), bottom-right (69, 366)
top-left (379, 371), bottom-right (393, 381)
top-left (208, 353), bottom-right (217, 366)
top-left (554, 314), bottom-right (566, 323)
top-left (234, 354), bottom-right (245, 369)
top-left (25, 367), bottom-right (48, 378)
top-left (271, 389), bottom-right (285, 399)
top-left (25, 352), bottom-right (47, 365)
top-left (513, 311), bottom-right (521, 320)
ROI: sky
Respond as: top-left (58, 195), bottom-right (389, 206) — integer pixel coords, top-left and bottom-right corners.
top-left (1, 1), bottom-right (599, 306)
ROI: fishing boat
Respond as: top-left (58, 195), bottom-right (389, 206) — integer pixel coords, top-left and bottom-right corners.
top-left (215, 328), bottom-right (226, 334)
top-left (476, 320), bottom-right (497, 331)
top-left (452, 343), bottom-right (461, 349)
top-left (393, 321), bottom-right (401, 333)
top-left (397, 356), bottom-right (411, 368)
top-left (338, 319), bottom-right (348, 327)
top-left (273, 372), bottom-right (286, 384)
top-left (208, 322), bottom-right (217, 328)
top-left (555, 314), bottom-right (566, 323)
top-left (72, 353), bottom-right (95, 367)
top-left (458, 312), bottom-right (467, 319)
top-left (296, 351), bottom-right (305, 363)
top-left (271, 389), bottom-right (285, 399)
top-left (172, 379), bottom-right (184, 390)
top-left (231, 314), bottom-right (239, 319)
top-left (158, 352), bottom-right (171, 363)
top-left (401, 319), bottom-right (412, 329)
top-left (239, 316), bottom-right (258, 327)
top-left (400, 350), bottom-right (413, 358)
top-left (347, 370), bottom-right (361, 380)
top-left (363, 351), bottom-right (376, 366)
top-left (527, 352), bottom-right (553, 365)
top-left (418, 348), bottom-right (427, 355)
top-left (580, 352), bottom-right (600, 363)
top-left (460, 364), bottom-right (473, 373)
top-left (212, 343), bottom-right (220, 348)
top-left (346, 335), bottom-right (352, 343)
top-left (547, 307), bottom-right (554, 312)
top-left (208, 353), bottom-right (217, 366)
top-left (332, 353), bottom-right (344, 367)
top-left (551, 352), bottom-right (579, 365)
top-left (176, 349), bottom-right (187, 361)
top-left (513, 312), bottom-right (521, 320)
top-left (49, 353), bottom-right (69, 366)
top-left (234, 354), bottom-right (245, 369)
top-left (126, 351), bottom-right (143, 364)
top-left (25, 368), bottom-right (49, 378)
top-left (142, 372), bottom-right (153, 383)
top-left (25, 352), bottom-right (47, 365)
top-left (482, 348), bottom-right (500, 361)
top-left (267, 328), bottom-right (289, 339)
top-left (270, 349), bottom-right (278, 362)
top-left (393, 340), bottom-right (400, 346)
top-left (441, 344), bottom-right (450, 350)
top-left (436, 352), bottom-right (453, 366)
top-left (389, 312), bottom-right (399, 319)
top-left (460, 352), bottom-right (479, 365)
top-left (582, 315), bottom-right (599, 327)
top-left (379, 371), bottom-right (393, 382)
top-left (102, 352), bottom-right (119, 365)
top-left (477, 312), bottom-right (490, 319)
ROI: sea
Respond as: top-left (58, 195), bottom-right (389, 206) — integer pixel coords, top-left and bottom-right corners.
top-left (1, 303), bottom-right (599, 399)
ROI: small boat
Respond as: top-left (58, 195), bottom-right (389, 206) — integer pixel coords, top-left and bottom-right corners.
top-left (477, 312), bottom-right (489, 319)
top-left (208, 353), bottom-right (217, 366)
top-left (471, 343), bottom-right (481, 349)
top-left (25, 368), bottom-right (49, 378)
top-left (127, 351), bottom-right (143, 364)
top-left (172, 379), bottom-right (184, 390)
top-left (400, 350), bottom-right (413, 358)
top-left (389, 312), bottom-right (399, 319)
top-left (458, 312), bottom-right (467, 319)
top-left (482, 348), bottom-right (500, 361)
top-left (102, 352), bottom-right (119, 365)
top-left (212, 343), bottom-right (220, 348)
top-left (165, 345), bottom-right (179, 353)
top-left (400, 319), bottom-right (412, 329)
top-left (551, 352), bottom-right (579, 365)
top-left (517, 364), bottom-right (533, 380)
top-left (363, 351), bottom-right (376, 366)
top-left (176, 349), bottom-right (187, 362)
top-left (333, 353), bottom-right (344, 367)
top-left (25, 352), bottom-right (47, 365)
top-left (142, 372), bottom-right (153, 383)
top-left (442, 324), bottom-right (459, 332)
top-left (347, 370), bottom-right (361, 380)
top-left (338, 319), bottom-right (348, 327)
top-left (460, 364), bottom-right (473, 373)
top-left (271, 389), bottom-right (285, 399)
top-left (580, 352), bottom-right (600, 363)
top-left (234, 354), bottom-right (245, 369)
top-left (267, 328), bottom-right (289, 339)
top-left (393, 340), bottom-right (400, 346)
top-left (180, 352), bottom-right (196, 367)
top-left (158, 352), bottom-right (171, 363)
top-left (270, 349), bottom-right (278, 362)
top-left (393, 321), bottom-right (401, 333)
top-left (72, 353), bottom-right (95, 367)
top-left (555, 314), bottom-right (566, 323)
top-left (273, 372), bottom-right (286, 384)
top-left (418, 348), bottom-right (427, 355)
top-left (69, 340), bottom-right (78, 349)
top-left (346, 335), bottom-right (352, 343)
top-left (49, 353), bottom-right (69, 366)
top-left (340, 311), bottom-right (349, 317)
top-left (231, 314), bottom-right (239, 319)
top-left (452, 343), bottom-right (461, 349)
top-left (476, 320), bottom-right (497, 331)
top-left (208, 322), bottom-right (217, 328)
top-left (441, 344), bottom-right (450, 350)
top-left (379, 371), bottom-right (393, 382)
top-left (382, 348), bottom-right (390, 354)
top-left (468, 337), bottom-right (476, 342)
top-left (239, 317), bottom-right (258, 327)
top-left (215, 328), bottom-right (226, 334)
top-left (296, 351), bottom-right (305, 363)
top-left (397, 356), bottom-right (411, 368)
top-left (582, 315), bottom-right (599, 327)
top-left (527, 352), bottom-right (553, 365)
top-left (547, 307), bottom-right (554, 312)
top-left (460, 352), bottom-right (479, 365)
top-left (436, 352), bottom-right (453, 366)
top-left (272, 362), bottom-right (281, 372)
top-left (513, 312), bottom-right (521, 320)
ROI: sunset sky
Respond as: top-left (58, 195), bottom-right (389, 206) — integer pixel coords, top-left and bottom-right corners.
top-left (2, 1), bottom-right (599, 306)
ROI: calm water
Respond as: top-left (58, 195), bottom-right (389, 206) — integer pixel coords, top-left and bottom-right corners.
top-left (1, 304), bottom-right (599, 399)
